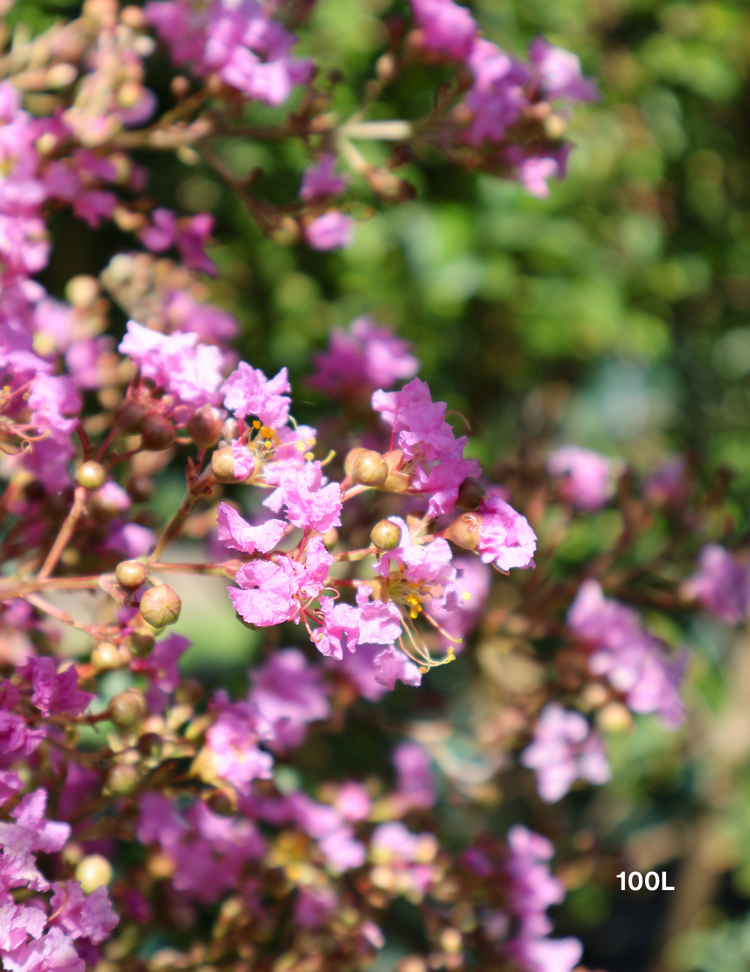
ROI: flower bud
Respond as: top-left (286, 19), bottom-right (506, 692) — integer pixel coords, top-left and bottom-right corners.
top-left (91, 642), bottom-right (122, 672)
top-left (76, 461), bottom-right (106, 491)
top-left (141, 413), bottom-right (175, 451)
top-left (352, 450), bottom-right (389, 488)
top-left (76, 854), bottom-right (113, 893)
top-left (175, 679), bottom-right (203, 705)
top-left (371, 519), bottom-right (402, 551)
top-left (127, 626), bottom-right (155, 658)
top-left (206, 788), bottom-right (237, 817)
top-left (344, 447), bottom-right (366, 475)
top-left (105, 763), bottom-right (139, 795)
top-left (445, 512), bottom-right (483, 550)
top-left (139, 584), bottom-right (181, 628)
top-left (187, 405), bottom-right (225, 449)
top-left (138, 732), bottom-right (163, 758)
top-left (109, 689), bottom-right (146, 728)
top-left (211, 445), bottom-right (249, 484)
top-left (114, 398), bottom-right (148, 433)
top-left (222, 417), bottom-right (240, 442)
top-left (116, 560), bottom-right (147, 591)
top-left (456, 477), bottom-right (487, 511)
top-left (321, 528), bottom-right (339, 550)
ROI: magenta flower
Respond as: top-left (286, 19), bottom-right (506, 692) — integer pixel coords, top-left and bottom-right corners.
top-left (528, 37), bottom-right (599, 103)
top-left (520, 703), bottom-right (611, 803)
top-left (223, 361), bottom-right (291, 428)
top-left (683, 544), bottom-right (750, 625)
top-left (410, 0), bottom-right (477, 59)
top-left (476, 489), bottom-right (537, 572)
top-left (263, 461), bottom-right (342, 534)
top-left (427, 556), bottom-right (490, 649)
top-left (463, 40), bottom-right (528, 145)
top-left (119, 320), bottom-right (224, 408)
top-left (49, 882), bottom-right (119, 944)
top-left (28, 375), bottom-right (82, 442)
top-left (393, 742), bottom-right (436, 810)
top-left (309, 317), bottom-right (419, 397)
top-left (18, 657), bottom-right (94, 718)
top-left (204, 693), bottom-right (274, 794)
top-left (248, 648), bottom-right (330, 750)
top-left (0, 926), bottom-right (84, 972)
top-left (305, 211), bottom-right (354, 250)
top-left (0, 790), bottom-right (71, 892)
top-left (300, 155), bottom-right (349, 202)
top-left (568, 579), bottom-right (686, 728)
top-left (547, 445), bottom-right (616, 511)
top-left (373, 517), bottom-right (456, 594)
top-left (0, 770), bottom-right (23, 805)
top-left (372, 646), bottom-right (423, 690)
top-left (373, 377), bottom-right (464, 463)
top-left (216, 502), bottom-right (286, 555)
top-left (312, 588), bottom-right (401, 660)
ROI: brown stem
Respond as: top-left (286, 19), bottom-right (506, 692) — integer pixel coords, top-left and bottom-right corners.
top-left (37, 486), bottom-right (88, 581)
top-left (149, 560), bottom-right (239, 578)
top-left (24, 592), bottom-right (104, 636)
top-left (333, 545), bottom-right (375, 562)
top-left (0, 575), bottom-right (101, 602)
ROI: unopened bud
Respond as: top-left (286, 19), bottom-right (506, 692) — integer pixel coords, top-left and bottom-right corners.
top-left (206, 788), bottom-right (237, 817)
top-left (321, 528), bottom-right (339, 550)
top-left (211, 446), bottom-right (246, 484)
top-left (127, 626), bottom-right (155, 658)
top-left (116, 560), bottom-right (147, 591)
top-left (109, 689), bottom-right (146, 728)
top-left (114, 398), bottom-right (148, 433)
top-left (138, 732), bottom-right (163, 758)
top-left (352, 450), bottom-right (389, 488)
top-left (105, 763), bottom-right (139, 795)
top-left (221, 418), bottom-right (240, 442)
top-left (456, 477), bottom-right (486, 511)
top-left (187, 405), bottom-right (225, 449)
top-left (445, 512), bottom-right (483, 550)
top-left (76, 461), bottom-right (106, 491)
top-left (344, 447), bottom-right (366, 475)
top-left (139, 584), bottom-right (181, 628)
top-left (76, 854), bottom-right (113, 893)
top-left (371, 519), bottom-right (402, 551)
top-left (175, 679), bottom-right (203, 705)
top-left (91, 642), bottom-right (122, 672)
top-left (141, 413), bottom-right (175, 451)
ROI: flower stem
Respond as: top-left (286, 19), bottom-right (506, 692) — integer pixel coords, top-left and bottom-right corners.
top-left (37, 486), bottom-right (88, 581)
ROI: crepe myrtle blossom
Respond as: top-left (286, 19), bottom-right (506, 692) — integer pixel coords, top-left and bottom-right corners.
top-left (568, 580), bottom-right (687, 728)
top-left (682, 543), bottom-right (750, 625)
top-left (546, 445), bottom-right (616, 511)
top-left (305, 211), bottom-right (354, 250)
top-left (410, 0), bottom-right (478, 60)
top-left (520, 703), bottom-right (611, 803)
top-left (248, 648), bottom-right (331, 751)
top-left (300, 155), bottom-right (349, 202)
top-left (309, 317), bottom-right (419, 397)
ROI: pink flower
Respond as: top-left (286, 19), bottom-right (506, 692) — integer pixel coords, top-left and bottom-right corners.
top-left (393, 742), bottom-right (436, 810)
top-left (335, 783), bottom-right (371, 821)
top-left (263, 461), bottom-right (342, 534)
top-left (119, 320), bottom-right (224, 408)
top-left (0, 770), bottom-right (23, 806)
top-left (49, 882), bottom-right (119, 944)
top-left (373, 377), bottom-right (465, 464)
top-left (223, 361), bottom-right (291, 428)
top-left (216, 502), bottom-right (286, 554)
top-left (463, 40), bottom-right (528, 145)
top-left (305, 211), bottom-right (354, 250)
top-left (427, 555), bottom-right (490, 649)
top-left (319, 824), bottom-right (367, 872)
top-left (27, 375), bottom-right (82, 442)
top-left (374, 517), bottom-right (456, 594)
top-left (683, 544), bottom-right (750, 625)
top-left (229, 538), bottom-right (332, 627)
top-left (0, 901), bottom-right (46, 953)
top-left (476, 490), bottom-right (537, 571)
top-left (248, 649), bottom-right (330, 750)
top-left (546, 445), bottom-right (615, 511)
top-left (520, 703), bottom-right (611, 803)
top-left (18, 657), bottom-right (94, 718)
top-left (372, 646), bottom-right (422, 690)
top-left (568, 579), bottom-right (686, 728)
top-left (139, 209), bottom-right (217, 274)
top-left (309, 317), bottom-right (419, 397)
top-left (300, 155), bottom-right (349, 201)
top-left (295, 885), bottom-right (337, 928)
top-left (411, 457), bottom-right (481, 517)
top-left (0, 790), bottom-right (71, 892)
top-left (410, 0), bottom-right (477, 59)
top-left (204, 698), bottom-right (274, 794)
top-left (0, 926), bottom-right (84, 972)
top-left (312, 588), bottom-right (402, 660)
top-left (528, 37), bottom-right (599, 103)
top-left (130, 633), bottom-right (190, 711)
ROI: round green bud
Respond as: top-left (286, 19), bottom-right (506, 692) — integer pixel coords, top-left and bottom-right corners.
top-left (76, 461), bottom-right (106, 491)
top-left (455, 477), bottom-right (487, 512)
top-left (91, 642), bottom-right (122, 672)
top-left (105, 763), bottom-right (139, 795)
top-left (127, 626), bottom-right (155, 658)
top-left (370, 519), bottom-right (402, 551)
top-left (187, 404), bottom-right (225, 449)
top-left (141, 413), bottom-right (175, 452)
top-left (352, 450), bottom-right (389, 488)
top-left (211, 445), bottom-right (249, 484)
top-left (445, 512), bottom-right (483, 551)
top-left (109, 689), bottom-right (146, 728)
top-left (75, 854), bottom-right (113, 893)
top-left (175, 679), bottom-right (203, 706)
top-left (139, 584), bottom-right (181, 628)
top-left (114, 398), bottom-right (148, 433)
top-left (344, 447), bottom-right (366, 475)
top-left (115, 560), bottom-right (148, 591)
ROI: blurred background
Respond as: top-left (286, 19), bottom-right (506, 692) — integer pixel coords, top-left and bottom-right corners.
top-left (15, 0), bottom-right (750, 967)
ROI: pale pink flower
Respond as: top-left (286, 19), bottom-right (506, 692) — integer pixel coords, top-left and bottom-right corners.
top-left (49, 882), bottom-right (119, 944)
top-left (546, 445), bottom-right (615, 511)
top-left (410, 0), bottom-right (477, 59)
top-left (216, 502), bottom-right (286, 554)
top-left (305, 211), bottom-right (354, 250)
top-left (223, 361), bottom-right (291, 428)
top-left (476, 489), bottom-right (537, 571)
top-left (263, 461), bottom-right (342, 534)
